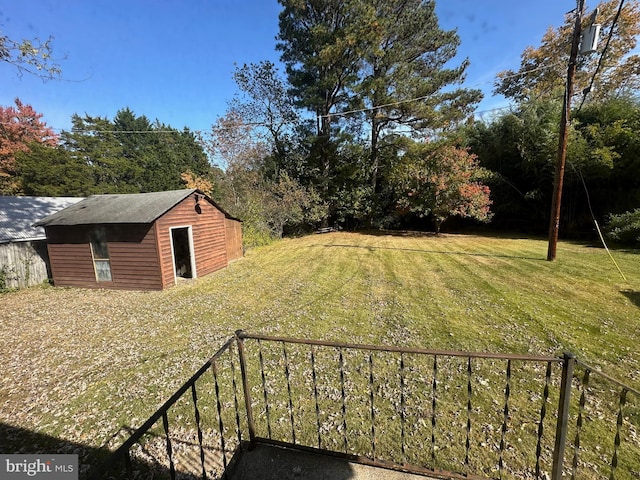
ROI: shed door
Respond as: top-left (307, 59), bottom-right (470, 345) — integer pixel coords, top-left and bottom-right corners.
top-left (171, 227), bottom-right (196, 280)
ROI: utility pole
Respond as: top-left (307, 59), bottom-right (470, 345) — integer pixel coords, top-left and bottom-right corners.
top-left (547, 0), bottom-right (586, 261)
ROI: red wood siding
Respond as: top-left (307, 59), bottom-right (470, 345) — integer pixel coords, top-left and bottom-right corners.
top-left (155, 193), bottom-right (228, 288)
top-left (45, 224), bottom-right (163, 290)
top-left (225, 218), bottom-right (243, 262)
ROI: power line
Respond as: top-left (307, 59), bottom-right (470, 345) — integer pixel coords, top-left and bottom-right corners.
top-left (577, 0), bottom-right (627, 111)
top-left (318, 62), bottom-right (563, 121)
top-left (0, 61), bottom-right (563, 133)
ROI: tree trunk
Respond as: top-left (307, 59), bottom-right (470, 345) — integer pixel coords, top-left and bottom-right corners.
top-left (434, 218), bottom-right (443, 235)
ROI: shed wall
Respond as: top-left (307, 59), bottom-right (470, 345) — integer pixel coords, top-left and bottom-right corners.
top-left (0, 240), bottom-right (50, 289)
top-left (45, 224), bottom-right (163, 290)
top-left (155, 193), bottom-right (228, 288)
top-left (225, 219), bottom-right (243, 262)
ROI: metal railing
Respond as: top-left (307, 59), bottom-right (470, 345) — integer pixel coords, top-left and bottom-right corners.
top-left (91, 331), bottom-right (640, 480)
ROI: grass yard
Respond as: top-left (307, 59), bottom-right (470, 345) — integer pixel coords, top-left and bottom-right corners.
top-left (1, 231), bottom-right (639, 471)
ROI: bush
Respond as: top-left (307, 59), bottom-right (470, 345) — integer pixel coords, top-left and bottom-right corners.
top-left (605, 209), bottom-right (640, 246)
top-left (242, 222), bottom-right (277, 249)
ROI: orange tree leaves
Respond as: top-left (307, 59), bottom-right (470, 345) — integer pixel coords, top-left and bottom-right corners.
top-left (495, 0), bottom-right (640, 103)
top-left (392, 143), bottom-right (492, 234)
top-left (0, 98), bottom-right (58, 194)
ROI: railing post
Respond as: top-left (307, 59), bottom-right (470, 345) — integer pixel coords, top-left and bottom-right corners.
top-left (235, 330), bottom-right (256, 445)
top-left (552, 352), bottom-right (575, 480)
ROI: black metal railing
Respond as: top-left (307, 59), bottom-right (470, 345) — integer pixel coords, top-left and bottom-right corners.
top-left (89, 336), bottom-right (248, 479)
top-left (91, 331), bottom-right (640, 480)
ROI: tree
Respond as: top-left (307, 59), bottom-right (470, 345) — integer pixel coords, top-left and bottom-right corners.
top-left (181, 170), bottom-right (213, 196)
top-left (1, 31), bottom-right (62, 80)
top-left (276, 0), bottom-right (483, 228)
top-left (495, 0), bottom-right (640, 103)
top-left (265, 172), bottom-right (323, 238)
top-left (464, 99), bottom-right (562, 231)
top-left (61, 114), bottom-right (138, 193)
top-left (16, 142), bottom-right (93, 196)
top-left (230, 61), bottom-right (299, 167)
top-left (0, 98), bottom-right (58, 194)
top-left (464, 94), bottom-right (640, 236)
top-left (61, 108), bottom-right (210, 194)
top-left (355, 0), bottom-right (482, 199)
top-left (202, 110), bottom-right (325, 244)
top-left (277, 0), bottom-right (364, 213)
top-left (392, 142), bottom-right (492, 234)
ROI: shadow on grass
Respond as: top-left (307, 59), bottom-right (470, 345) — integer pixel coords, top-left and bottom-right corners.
top-left (0, 423), bottom-right (360, 480)
top-left (355, 228), bottom-right (546, 241)
top-left (621, 290), bottom-right (640, 309)
top-left (0, 422), bottom-right (107, 479)
top-left (0, 422), bottom-right (177, 480)
top-left (314, 243), bottom-right (544, 261)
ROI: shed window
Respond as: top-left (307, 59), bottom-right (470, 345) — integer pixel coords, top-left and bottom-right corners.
top-left (90, 228), bottom-right (112, 282)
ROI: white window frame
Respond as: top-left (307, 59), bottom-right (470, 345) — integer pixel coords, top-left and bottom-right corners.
top-left (90, 228), bottom-right (112, 282)
top-left (169, 225), bottom-right (197, 281)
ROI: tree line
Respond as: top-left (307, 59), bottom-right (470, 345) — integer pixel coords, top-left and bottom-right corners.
top-left (1, 0), bottom-right (639, 247)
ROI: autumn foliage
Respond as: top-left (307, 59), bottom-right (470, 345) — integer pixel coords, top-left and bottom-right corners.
top-left (0, 98), bottom-right (58, 194)
top-left (393, 144), bottom-right (492, 233)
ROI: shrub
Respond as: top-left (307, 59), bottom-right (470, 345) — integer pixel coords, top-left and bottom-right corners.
top-left (605, 209), bottom-right (640, 246)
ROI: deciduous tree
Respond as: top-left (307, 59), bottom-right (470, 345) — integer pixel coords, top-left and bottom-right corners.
top-left (393, 143), bottom-right (492, 234)
top-left (231, 61), bottom-right (299, 166)
top-left (180, 170), bottom-right (213, 196)
top-left (0, 31), bottom-right (62, 80)
top-left (0, 98), bottom-right (58, 194)
top-left (202, 110), bottom-right (325, 244)
top-left (495, 0), bottom-right (640, 103)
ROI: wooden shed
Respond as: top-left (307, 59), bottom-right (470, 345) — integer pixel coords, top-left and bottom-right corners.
top-left (34, 189), bottom-right (242, 290)
top-left (0, 196), bottom-right (83, 289)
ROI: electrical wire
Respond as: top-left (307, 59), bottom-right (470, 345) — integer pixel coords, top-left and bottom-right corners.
top-left (319, 62), bottom-right (564, 121)
top-left (1, 60), bottom-right (562, 134)
top-left (567, 158), bottom-right (627, 281)
top-left (577, 0), bottom-right (627, 112)
top-left (562, 0), bottom-right (630, 281)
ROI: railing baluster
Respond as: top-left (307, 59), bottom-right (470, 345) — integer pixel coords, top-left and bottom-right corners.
top-left (369, 352), bottom-right (376, 459)
top-left (431, 354), bottom-right (438, 465)
top-left (124, 449), bottom-right (133, 479)
top-left (162, 411), bottom-right (176, 480)
top-left (229, 345), bottom-right (243, 446)
top-left (339, 347), bottom-right (348, 453)
top-left (235, 330), bottom-right (256, 445)
top-left (499, 359), bottom-right (512, 479)
top-left (536, 361), bottom-right (553, 479)
top-left (571, 368), bottom-right (590, 480)
top-left (311, 345), bottom-right (322, 449)
top-left (464, 356), bottom-right (473, 476)
top-left (258, 339), bottom-right (272, 440)
top-left (282, 342), bottom-right (296, 444)
top-left (610, 388), bottom-right (628, 480)
top-left (552, 352), bottom-right (575, 480)
top-left (399, 352), bottom-right (406, 465)
top-left (100, 334), bottom-right (620, 480)
top-left (191, 383), bottom-right (207, 480)
top-left (211, 360), bottom-right (228, 471)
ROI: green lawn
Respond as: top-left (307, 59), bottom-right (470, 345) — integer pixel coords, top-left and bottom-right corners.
top-left (1, 231), bottom-right (639, 472)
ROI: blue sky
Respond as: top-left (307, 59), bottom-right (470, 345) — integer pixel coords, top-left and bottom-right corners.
top-left (1, 0), bottom-right (575, 134)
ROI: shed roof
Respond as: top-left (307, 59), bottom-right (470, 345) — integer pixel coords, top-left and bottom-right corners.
top-left (0, 196), bottom-right (84, 243)
top-left (33, 189), bottom-right (240, 227)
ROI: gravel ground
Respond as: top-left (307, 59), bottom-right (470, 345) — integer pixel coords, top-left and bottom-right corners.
top-left (0, 283), bottom-right (236, 472)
